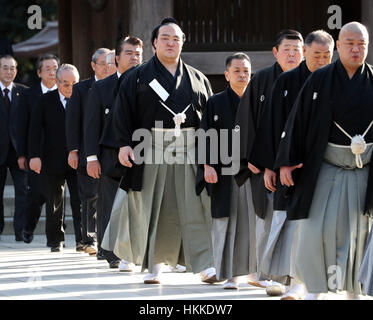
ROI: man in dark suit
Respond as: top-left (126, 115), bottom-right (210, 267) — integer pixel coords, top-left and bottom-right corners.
top-left (0, 55), bottom-right (28, 240)
top-left (66, 48), bottom-right (111, 256)
top-left (17, 53), bottom-right (60, 244)
top-left (29, 64), bottom-right (82, 252)
top-left (84, 36), bottom-right (143, 268)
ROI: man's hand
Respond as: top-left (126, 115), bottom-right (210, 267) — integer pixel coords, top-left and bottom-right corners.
top-left (29, 158), bottom-right (42, 174)
top-left (119, 146), bottom-right (135, 168)
top-left (280, 163), bottom-right (303, 187)
top-left (18, 156), bottom-right (28, 171)
top-left (264, 168), bottom-right (277, 192)
top-left (248, 162), bottom-right (261, 175)
top-left (204, 165), bottom-right (218, 184)
top-left (87, 160), bottom-right (101, 179)
top-left (68, 151), bottom-right (79, 170)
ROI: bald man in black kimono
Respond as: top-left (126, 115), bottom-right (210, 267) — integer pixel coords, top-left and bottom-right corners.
top-left (277, 22), bottom-right (373, 300)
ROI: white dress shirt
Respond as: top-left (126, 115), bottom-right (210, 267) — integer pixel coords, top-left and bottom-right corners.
top-left (58, 91), bottom-right (68, 109)
top-left (40, 82), bottom-right (57, 94)
top-left (0, 81), bottom-right (14, 102)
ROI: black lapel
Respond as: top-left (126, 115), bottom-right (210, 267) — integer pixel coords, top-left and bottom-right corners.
top-left (222, 88), bottom-right (234, 128)
top-left (184, 62), bottom-right (202, 109)
top-left (0, 89), bottom-right (7, 118)
top-left (11, 83), bottom-right (21, 107)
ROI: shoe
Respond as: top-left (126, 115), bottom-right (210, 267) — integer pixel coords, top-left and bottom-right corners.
top-left (96, 249), bottom-right (105, 260)
top-left (248, 280), bottom-right (273, 288)
top-left (281, 284), bottom-right (306, 300)
top-left (22, 231), bottom-right (33, 244)
top-left (223, 279), bottom-right (239, 290)
top-left (200, 267), bottom-right (224, 284)
top-left (51, 244), bottom-right (63, 252)
top-left (119, 260), bottom-right (134, 272)
top-left (76, 242), bottom-right (86, 252)
top-left (266, 284), bottom-right (286, 296)
top-left (169, 264), bottom-right (187, 273)
top-left (84, 245), bottom-right (97, 255)
top-left (15, 232), bottom-right (23, 242)
top-left (109, 260), bottom-right (120, 269)
top-left (144, 273), bottom-right (161, 284)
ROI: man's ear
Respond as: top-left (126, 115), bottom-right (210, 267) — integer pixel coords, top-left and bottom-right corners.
top-left (336, 40), bottom-right (341, 50)
top-left (91, 61), bottom-right (96, 72)
top-left (224, 70), bottom-right (230, 83)
top-left (272, 46), bottom-right (278, 59)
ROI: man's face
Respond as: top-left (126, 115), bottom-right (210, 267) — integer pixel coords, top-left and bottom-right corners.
top-left (273, 39), bottom-right (303, 72)
top-left (37, 59), bottom-right (58, 87)
top-left (304, 42), bottom-right (333, 72)
top-left (57, 69), bottom-right (78, 98)
top-left (154, 24), bottom-right (184, 61)
top-left (0, 57), bottom-right (17, 87)
top-left (106, 55), bottom-right (117, 76)
top-left (337, 31), bottom-right (369, 70)
top-left (224, 58), bottom-right (251, 90)
top-left (116, 43), bottom-right (143, 73)
top-left (91, 53), bottom-right (108, 80)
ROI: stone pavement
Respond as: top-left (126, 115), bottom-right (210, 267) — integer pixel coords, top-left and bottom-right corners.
top-left (0, 235), bottom-right (367, 301)
top-left (0, 235), bottom-right (277, 300)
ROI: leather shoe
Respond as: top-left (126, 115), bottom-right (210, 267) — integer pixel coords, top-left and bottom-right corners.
top-left (22, 231), bottom-right (34, 244)
top-left (51, 244), bottom-right (63, 252)
top-left (97, 249), bottom-right (105, 260)
top-left (76, 242), bottom-right (86, 252)
top-left (109, 260), bottom-right (120, 268)
top-left (15, 232), bottom-right (23, 242)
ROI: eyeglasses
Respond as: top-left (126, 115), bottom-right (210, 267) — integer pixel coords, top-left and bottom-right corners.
top-left (1, 66), bottom-right (17, 72)
top-left (94, 62), bottom-right (107, 67)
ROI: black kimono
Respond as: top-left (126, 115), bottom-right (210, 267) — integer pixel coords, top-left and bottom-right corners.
top-left (275, 59), bottom-right (373, 220)
top-left (251, 61), bottom-right (311, 210)
top-left (113, 54), bottom-right (213, 191)
top-left (196, 86), bottom-right (240, 218)
top-left (234, 62), bottom-right (283, 218)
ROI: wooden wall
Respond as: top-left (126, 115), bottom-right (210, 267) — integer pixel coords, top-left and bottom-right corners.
top-left (58, 0), bottom-right (129, 79)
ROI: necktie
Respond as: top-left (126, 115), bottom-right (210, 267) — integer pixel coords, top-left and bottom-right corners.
top-left (3, 88), bottom-right (10, 112)
top-left (64, 97), bottom-right (69, 109)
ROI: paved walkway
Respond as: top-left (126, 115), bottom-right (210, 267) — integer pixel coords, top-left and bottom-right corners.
top-left (1, 235), bottom-right (370, 301)
top-left (0, 235), bottom-right (277, 300)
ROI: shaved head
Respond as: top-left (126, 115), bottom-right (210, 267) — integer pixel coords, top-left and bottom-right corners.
top-left (337, 22), bottom-right (369, 77)
top-left (339, 22), bottom-right (369, 42)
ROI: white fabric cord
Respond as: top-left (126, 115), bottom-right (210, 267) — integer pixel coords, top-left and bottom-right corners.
top-left (334, 121), bottom-right (373, 169)
top-left (159, 100), bottom-right (191, 137)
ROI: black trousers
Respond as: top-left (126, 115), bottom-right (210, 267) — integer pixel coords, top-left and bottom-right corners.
top-left (0, 145), bottom-right (28, 235)
top-left (97, 174), bottom-right (120, 262)
top-left (77, 169), bottom-right (98, 245)
top-left (45, 169), bottom-right (82, 247)
top-left (23, 170), bottom-right (47, 233)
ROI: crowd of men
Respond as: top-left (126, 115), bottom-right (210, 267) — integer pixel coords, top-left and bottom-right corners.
top-left (1, 17), bottom-right (373, 300)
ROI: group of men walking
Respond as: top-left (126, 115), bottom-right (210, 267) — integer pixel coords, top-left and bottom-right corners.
top-left (1, 17), bottom-right (373, 300)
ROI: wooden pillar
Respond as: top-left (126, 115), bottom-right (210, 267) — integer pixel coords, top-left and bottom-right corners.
top-left (361, 0), bottom-right (373, 64)
top-left (129, 0), bottom-right (174, 61)
top-left (71, 1), bottom-right (93, 80)
top-left (58, 0), bottom-right (73, 64)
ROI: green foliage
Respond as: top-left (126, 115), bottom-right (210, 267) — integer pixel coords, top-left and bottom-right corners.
top-left (0, 0), bottom-right (58, 85)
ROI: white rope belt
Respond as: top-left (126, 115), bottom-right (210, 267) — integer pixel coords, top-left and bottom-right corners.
top-left (334, 120), bottom-right (373, 169)
top-left (159, 100), bottom-right (192, 137)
